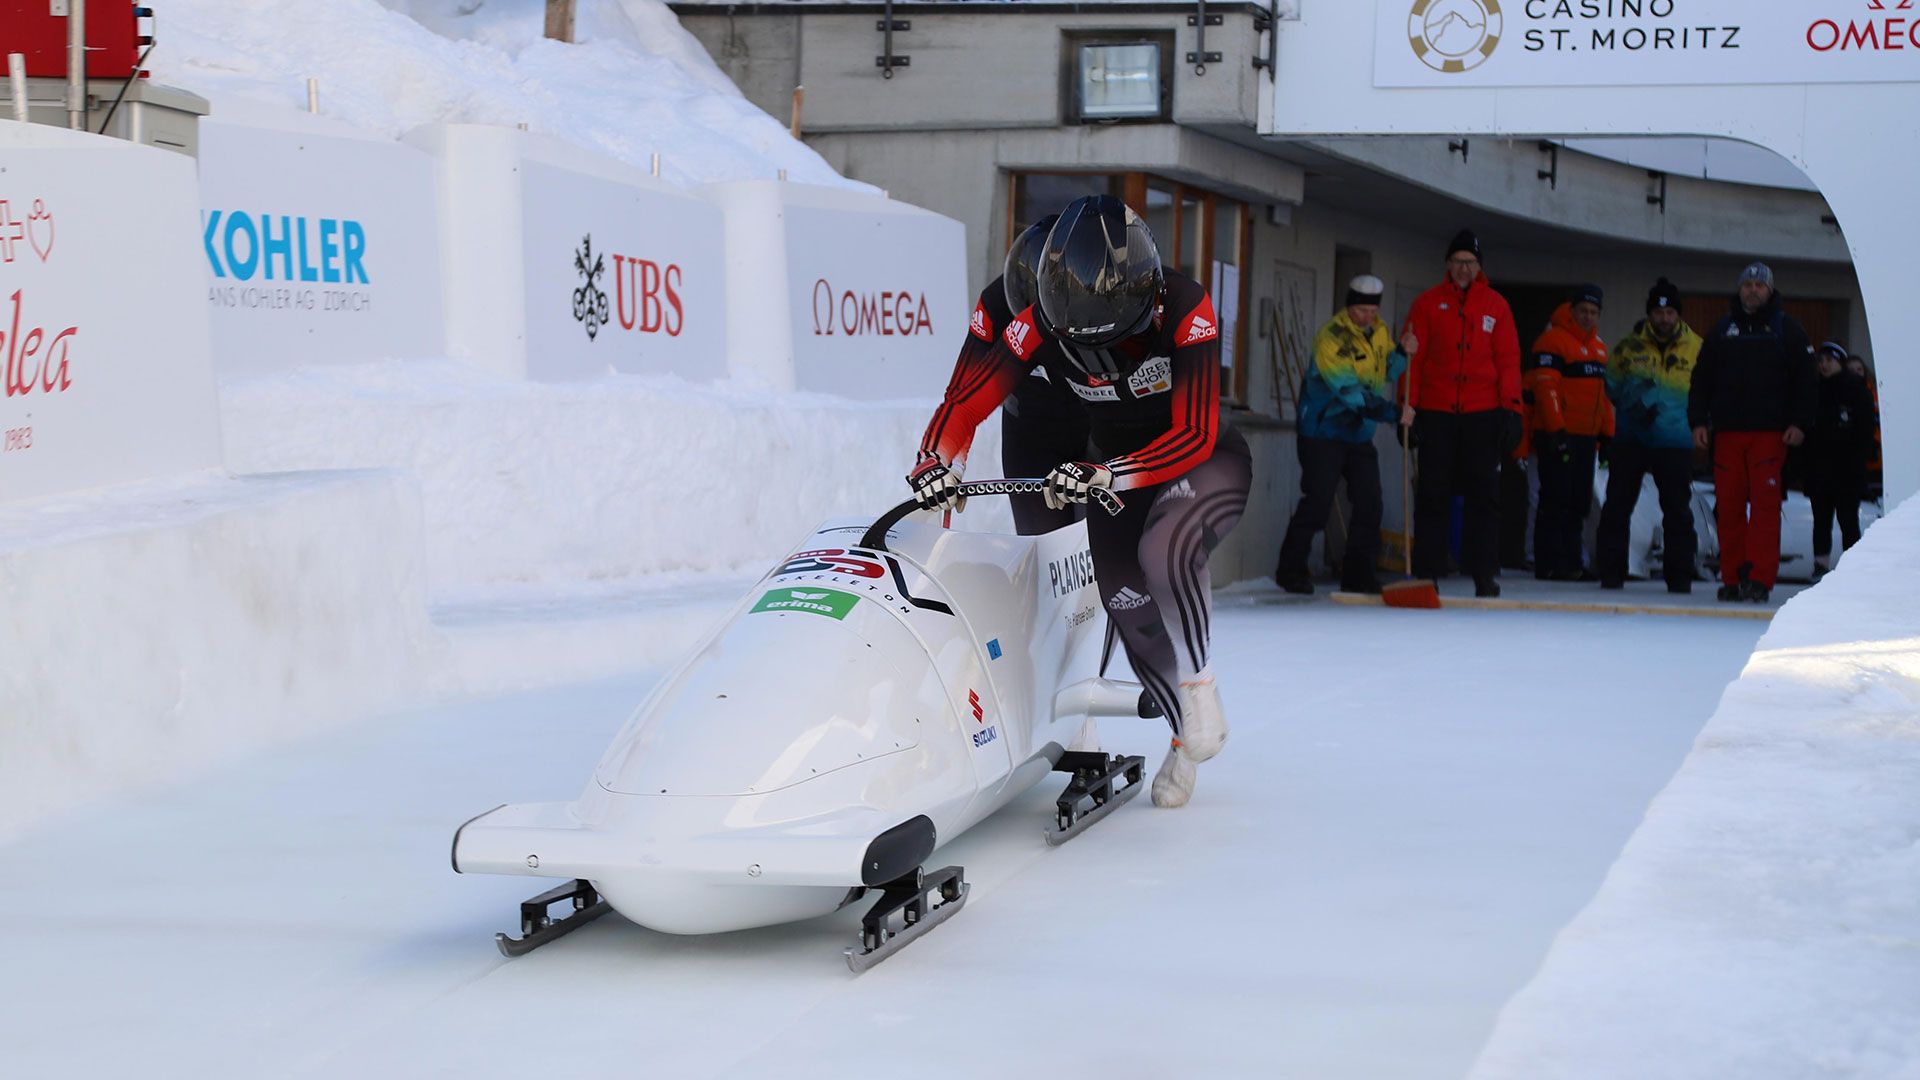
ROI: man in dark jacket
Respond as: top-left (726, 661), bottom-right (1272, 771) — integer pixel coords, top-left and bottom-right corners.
top-left (1806, 341), bottom-right (1875, 578)
top-left (1687, 262), bottom-right (1818, 603)
top-left (1399, 229), bottom-right (1524, 597)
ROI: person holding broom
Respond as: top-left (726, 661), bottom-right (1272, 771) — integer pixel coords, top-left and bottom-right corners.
top-left (1274, 275), bottom-right (1409, 595)
top-left (1399, 230), bottom-right (1525, 598)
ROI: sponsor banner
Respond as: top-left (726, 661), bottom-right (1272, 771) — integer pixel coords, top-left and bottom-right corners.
top-left (1377, 0), bottom-right (1919, 88)
top-left (0, 126), bottom-right (221, 502)
top-left (521, 161), bottom-right (724, 383)
top-left (197, 119), bottom-right (443, 374)
top-left (750, 586), bottom-right (861, 619)
top-left (785, 200), bottom-right (967, 400)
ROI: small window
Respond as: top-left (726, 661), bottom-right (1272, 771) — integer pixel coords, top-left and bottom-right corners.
top-left (1066, 34), bottom-right (1171, 124)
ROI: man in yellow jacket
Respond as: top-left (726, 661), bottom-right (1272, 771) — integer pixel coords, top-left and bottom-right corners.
top-left (1596, 278), bottom-right (1701, 591)
top-left (1275, 275), bottom-right (1409, 594)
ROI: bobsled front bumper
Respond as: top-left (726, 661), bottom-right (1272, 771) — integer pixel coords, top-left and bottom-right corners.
top-left (452, 761), bottom-right (950, 935)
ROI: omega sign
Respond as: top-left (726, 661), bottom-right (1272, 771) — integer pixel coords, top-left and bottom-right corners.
top-left (0, 197), bottom-right (78, 407)
top-left (810, 278), bottom-right (935, 337)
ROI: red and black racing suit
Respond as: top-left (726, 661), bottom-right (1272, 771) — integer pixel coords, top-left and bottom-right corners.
top-left (917, 270), bottom-right (1251, 735)
top-left (954, 277), bottom-right (1094, 535)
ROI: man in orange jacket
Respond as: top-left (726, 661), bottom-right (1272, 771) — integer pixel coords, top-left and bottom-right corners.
top-left (1400, 229), bottom-right (1524, 597)
top-left (1526, 285), bottom-right (1615, 581)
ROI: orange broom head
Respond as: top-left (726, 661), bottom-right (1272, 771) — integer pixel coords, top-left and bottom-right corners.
top-left (1382, 578), bottom-right (1441, 609)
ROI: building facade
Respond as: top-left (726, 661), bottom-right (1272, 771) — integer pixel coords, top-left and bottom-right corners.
top-left (672, 0), bottom-right (1864, 583)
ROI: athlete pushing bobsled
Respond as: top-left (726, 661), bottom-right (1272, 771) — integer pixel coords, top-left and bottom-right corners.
top-left (908, 194), bottom-right (1252, 807)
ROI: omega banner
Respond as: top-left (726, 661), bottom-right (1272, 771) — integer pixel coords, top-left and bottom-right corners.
top-left (197, 116), bottom-right (444, 374)
top-left (520, 161), bottom-right (723, 382)
top-left (0, 124), bottom-right (221, 502)
top-left (1379, 0), bottom-right (1920, 87)
top-left (784, 199), bottom-right (966, 400)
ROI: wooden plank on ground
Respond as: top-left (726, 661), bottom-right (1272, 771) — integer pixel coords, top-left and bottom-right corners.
top-left (1328, 591), bottom-right (1775, 620)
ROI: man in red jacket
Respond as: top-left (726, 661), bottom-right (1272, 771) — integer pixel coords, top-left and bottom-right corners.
top-left (1399, 230), bottom-right (1524, 597)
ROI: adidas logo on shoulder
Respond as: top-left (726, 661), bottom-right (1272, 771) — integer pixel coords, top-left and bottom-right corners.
top-left (1106, 587), bottom-right (1152, 611)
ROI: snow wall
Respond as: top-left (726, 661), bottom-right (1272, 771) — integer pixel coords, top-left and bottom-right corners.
top-left (1470, 499), bottom-right (1920, 1079)
top-left (0, 469), bottom-right (435, 840)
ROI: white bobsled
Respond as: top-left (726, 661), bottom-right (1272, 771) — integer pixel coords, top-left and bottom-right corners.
top-left (453, 481), bottom-right (1153, 969)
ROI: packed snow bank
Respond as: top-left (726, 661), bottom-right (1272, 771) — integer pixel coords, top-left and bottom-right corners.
top-left (0, 470), bottom-right (436, 840)
top-left (219, 362), bottom-right (1007, 600)
top-left (1469, 503), bottom-right (1920, 1079)
top-left (149, 0), bottom-right (858, 188)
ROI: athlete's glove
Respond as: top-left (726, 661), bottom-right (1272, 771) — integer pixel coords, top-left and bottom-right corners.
top-left (908, 456), bottom-right (964, 512)
top-left (1041, 461), bottom-right (1115, 511)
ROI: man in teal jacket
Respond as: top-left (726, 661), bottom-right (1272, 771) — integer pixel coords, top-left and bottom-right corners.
top-left (1595, 277), bottom-right (1701, 591)
top-left (1275, 275), bottom-right (1409, 594)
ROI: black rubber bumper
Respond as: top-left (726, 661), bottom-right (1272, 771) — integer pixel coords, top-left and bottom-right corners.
top-left (862, 815), bottom-right (937, 886)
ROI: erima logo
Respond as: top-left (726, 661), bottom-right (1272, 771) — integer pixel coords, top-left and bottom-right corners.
top-left (1107, 587), bottom-right (1151, 611)
top-left (791, 591), bottom-right (829, 600)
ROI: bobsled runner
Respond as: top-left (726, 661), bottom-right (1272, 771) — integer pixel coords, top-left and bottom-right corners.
top-left (453, 481), bottom-right (1157, 971)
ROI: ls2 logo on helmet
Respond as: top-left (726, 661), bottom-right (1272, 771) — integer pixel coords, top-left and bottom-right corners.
top-left (1408, 0), bottom-right (1503, 73)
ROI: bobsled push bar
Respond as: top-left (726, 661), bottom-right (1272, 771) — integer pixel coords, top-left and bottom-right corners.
top-left (1046, 750), bottom-right (1147, 846)
top-left (495, 879), bottom-right (611, 958)
top-left (861, 479), bottom-right (1124, 551)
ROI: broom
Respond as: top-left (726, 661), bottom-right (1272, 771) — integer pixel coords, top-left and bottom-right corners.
top-left (1383, 346), bottom-right (1440, 609)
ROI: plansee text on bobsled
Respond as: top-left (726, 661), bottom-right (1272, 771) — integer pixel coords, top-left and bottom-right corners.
top-left (451, 480), bottom-right (1158, 970)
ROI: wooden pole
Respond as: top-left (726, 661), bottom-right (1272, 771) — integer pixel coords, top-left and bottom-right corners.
top-left (544, 0), bottom-right (576, 44)
top-left (789, 85), bottom-right (804, 139)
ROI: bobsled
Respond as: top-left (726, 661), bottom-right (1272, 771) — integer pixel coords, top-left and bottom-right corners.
top-left (452, 481), bottom-right (1156, 970)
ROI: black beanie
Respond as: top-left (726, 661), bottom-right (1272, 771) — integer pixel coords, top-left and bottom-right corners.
top-left (1446, 229), bottom-right (1480, 260)
top-left (1571, 283), bottom-right (1604, 309)
top-left (1646, 277), bottom-right (1682, 312)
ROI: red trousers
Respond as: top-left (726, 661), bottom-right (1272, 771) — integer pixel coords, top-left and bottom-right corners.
top-left (1714, 431), bottom-right (1786, 587)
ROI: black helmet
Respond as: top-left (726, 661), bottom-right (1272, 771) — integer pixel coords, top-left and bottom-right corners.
top-left (1003, 214), bottom-right (1059, 315)
top-left (1037, 195), bottom-right (1163, 348)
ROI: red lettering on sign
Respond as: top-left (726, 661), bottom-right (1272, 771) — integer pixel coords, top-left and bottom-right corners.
top-left (811, 278), bottom-right (935, 337)
top-left (1808, 15), bottom-right (1920, 49)
top-left (614, 253), bottom-right (687, 336)
top-left (1, 290), bottom-right (75, 397)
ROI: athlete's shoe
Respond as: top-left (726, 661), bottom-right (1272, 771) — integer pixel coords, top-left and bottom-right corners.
top-left (1176, 668), bottom-right (1228, 762)
top-left (1151, 740), bottom-right (1197, 808)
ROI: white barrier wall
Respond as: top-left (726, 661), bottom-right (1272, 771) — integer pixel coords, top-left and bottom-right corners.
top-left (0, 122), bottom-right (222, 503)
top-left (708, 180), bottom-right (967, 399)
top-left (404, 124), bottom-right (726, 382)
top-left (198, 102), bottom-right (444, 374)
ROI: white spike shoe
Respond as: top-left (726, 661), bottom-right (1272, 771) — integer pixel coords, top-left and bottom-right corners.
top-left (1151, 740), bottom-right (1197, 808)
top-left (1176, 668), bottom-right (1228, 762)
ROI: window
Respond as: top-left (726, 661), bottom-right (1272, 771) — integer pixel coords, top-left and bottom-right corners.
top-left (1078, 44), bottom-right (1162, 120)
top-left (1064, 33), bottom-right (1172, 124)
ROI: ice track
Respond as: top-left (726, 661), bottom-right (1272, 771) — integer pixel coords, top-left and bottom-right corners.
top-left (0, 595), bottom-right (1764, 1079)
